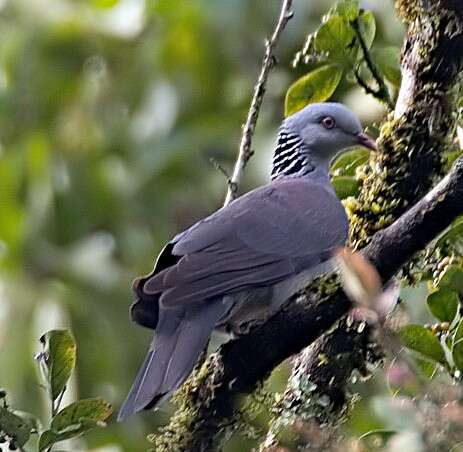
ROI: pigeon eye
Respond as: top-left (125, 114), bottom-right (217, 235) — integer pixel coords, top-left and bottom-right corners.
top-left (322, 116), bottom-right (336, 129)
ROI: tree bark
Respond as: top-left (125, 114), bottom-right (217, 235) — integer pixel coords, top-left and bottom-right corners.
top-left (263, 1), bottom-right (463, 448)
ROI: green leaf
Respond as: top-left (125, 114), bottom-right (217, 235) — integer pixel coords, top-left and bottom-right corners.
top-left (39, 398), bottom-right (112, 451)
top-left (427, 288), bottom-right (459, 322)
top-left (39, 430), bottom-right (60, 452)
top-left (357, 10), bottom-right (376, 49)
top-left (39, 330), bottom-right (76, 401)
top-left (436, 216), bottom-right (463, 249)
top-left (51, 398), bottom-right (112, 430)
top-left (285, 64), bottom-right (343, 116)
top-left (372, 47), bottom-right (401, 86)
top-left (0, 406), bottom-right (32, 447)
top-left (332, 176), bottom-right (359, 199)
top-left (12, 410), bottom-right (42, 433)
top-left (398, 324), bottom-right (446, 364)
top-left (438, 265), bottom-right (463, 295)
top-left (415, 357), bottom-right (438, 379)
top-left (331, 147), bottom-right (370, 176)
top-left (315, 16), bottom-right (355, 66)
top-left (331, 0), bottom-right (359, 21)
top-left (453, 319), bottom-right (463, 371)
top-left (39, 420), bottom-right (100, 451)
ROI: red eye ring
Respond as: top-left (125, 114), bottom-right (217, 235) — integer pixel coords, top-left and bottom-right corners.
top-left (322, 116), bottom-right (336, 129)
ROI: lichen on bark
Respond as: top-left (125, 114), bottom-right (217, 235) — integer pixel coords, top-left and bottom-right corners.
top-left (261, 318), bottom-right (382, 451)
top-left (350, 0), bottom-right (463, 249)
top-left (148, 354), bottom-right (229, 451)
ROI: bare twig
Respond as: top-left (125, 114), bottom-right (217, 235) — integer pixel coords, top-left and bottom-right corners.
top-left (223, 0), bottom-right (294, 206)
top-left (353, 68), bottom-right (384, 101)
top-left (209, 157), bottom-right (236, 193)
top-left (351, 17), bottom-right (394, 109)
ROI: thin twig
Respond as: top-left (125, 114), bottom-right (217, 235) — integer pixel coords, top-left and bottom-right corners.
top-left (223, 0), bottom-right (294, 206)
top-left (209, 157), bottom-right (237, 194)
top-left (351, 18), bottom-right (394, 109)
top-left (354, 68), bottom-right (383, 99)
top-left (209, 157), bottom-right (231, 181)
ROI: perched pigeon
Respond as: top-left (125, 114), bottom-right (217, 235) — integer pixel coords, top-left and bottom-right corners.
top-left (118, 102), bottom-right (377, 420)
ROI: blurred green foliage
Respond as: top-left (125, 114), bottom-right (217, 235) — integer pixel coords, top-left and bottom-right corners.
top-left (0, 0), bottom-right (439, 451)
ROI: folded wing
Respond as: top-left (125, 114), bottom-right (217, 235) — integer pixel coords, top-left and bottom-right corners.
top-left (143, 179), bottom-right (348, 308)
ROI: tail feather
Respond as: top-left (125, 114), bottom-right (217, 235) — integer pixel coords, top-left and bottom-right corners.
top-left (130, 277), bottom-right (160, 330)
top-left (118, 300), bottom-right (225, 421)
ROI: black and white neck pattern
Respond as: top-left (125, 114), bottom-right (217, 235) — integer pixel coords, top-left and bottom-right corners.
top-left (271, 128), bottom-right (315, 180)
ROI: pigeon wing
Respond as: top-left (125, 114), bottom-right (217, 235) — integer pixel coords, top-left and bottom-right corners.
top-left (143, 179), bottom-right (348, 307)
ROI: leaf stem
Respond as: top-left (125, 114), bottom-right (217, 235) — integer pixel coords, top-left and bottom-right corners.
top-left (351, 17), bottom-right (394, 109)
top-left (354, 68), bottom-right (382, 99)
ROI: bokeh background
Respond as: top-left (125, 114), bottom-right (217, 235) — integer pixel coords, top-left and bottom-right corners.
top-left (0, 1), bottom-right (404, 450)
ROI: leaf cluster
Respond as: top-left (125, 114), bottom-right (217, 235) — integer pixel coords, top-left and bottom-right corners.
top-left (286, 0), bottom-right (400, 116)
top-left (0, 330), bottom-right (112, 451)
top-left (399, 261), bottom-right (463, 377)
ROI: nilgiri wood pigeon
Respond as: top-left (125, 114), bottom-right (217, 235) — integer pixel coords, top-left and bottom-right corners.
top-left (118, 102), bottom-right (377, 420)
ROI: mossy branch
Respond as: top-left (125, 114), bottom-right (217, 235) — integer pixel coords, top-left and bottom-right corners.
top-left (351, 0), bottom-right (463, 248)
top-left (151, 154), bottom-right (463, 450)
top-left (262, 1), bottom-right (463, 448)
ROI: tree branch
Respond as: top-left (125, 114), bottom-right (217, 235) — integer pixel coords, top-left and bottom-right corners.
top-left (151, 157), bottom-right (463, 451)
top-left (353, 68), bottom-right (386, 103)
top-left (263, 2), bottom-right (463, 447)
top-left (223, 0), bottom-right (294, 205)
top-left (263, 0), bottom-right (463, 444)
top-left (262, 320), bottom-right (379, 451)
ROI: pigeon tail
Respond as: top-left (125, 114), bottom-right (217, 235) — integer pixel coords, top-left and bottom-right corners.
top-left (117, 300), bottom-right (225, 421)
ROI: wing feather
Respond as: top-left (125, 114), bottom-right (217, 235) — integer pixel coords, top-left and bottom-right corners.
top-left (142, 179), bottom-right (348, 308)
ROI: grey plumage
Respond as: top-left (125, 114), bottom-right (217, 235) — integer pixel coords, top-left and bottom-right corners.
top-left (118, 102), bottom-right (377, 421)
top-left (119, 302), bottom-right (225, 416)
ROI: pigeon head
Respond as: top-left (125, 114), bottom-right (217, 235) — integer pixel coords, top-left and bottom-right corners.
top-left (271, 102), bottom-right (376, 180)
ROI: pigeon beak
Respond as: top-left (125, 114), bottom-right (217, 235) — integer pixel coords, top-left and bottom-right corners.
top-left (355, 132), bottom-right (377, 151)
